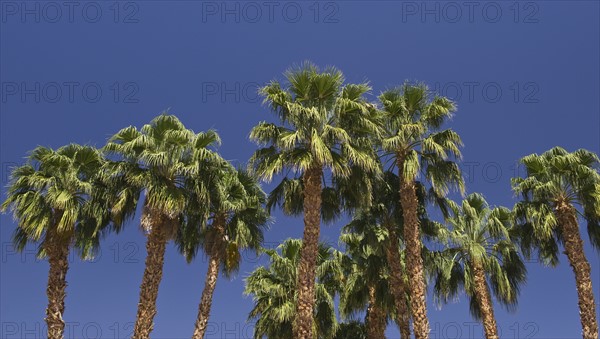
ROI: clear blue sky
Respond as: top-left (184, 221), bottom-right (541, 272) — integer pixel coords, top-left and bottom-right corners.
top-left (1, 1), bottom-right (599, 338)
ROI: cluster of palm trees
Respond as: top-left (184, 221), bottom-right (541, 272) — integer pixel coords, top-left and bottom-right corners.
top-left (2, 62), bottom-right (599, 339)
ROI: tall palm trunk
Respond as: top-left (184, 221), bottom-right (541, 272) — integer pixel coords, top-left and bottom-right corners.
top-left (366, 284), bottom-right (386, 339)
top-left (45, 228), bottom-right (70, 339)
top-left (133, 214), bottom-right (168, 339)
top-left (192, 216), bottom-right (226, 339)
top-left (470, 260), bottom-right (498, 339)
top-left (384, 223), bottom-right (411, 339)
top-left (293, 166), bottom-right (323, 339)
top-left (556, 201), bottom-right (598, 339)
top-left (397, 154), bottom-right (430, 339)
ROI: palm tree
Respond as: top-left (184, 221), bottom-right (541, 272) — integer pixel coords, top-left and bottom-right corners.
top-left (513, 147), bottom-right (600, 339)
top-left (244, 238), bottom-right (342, 339)
top-left (249, 62), bottom-right (379, 339)
top-left (338, 231), bottom-right (394, 339)
top-left (344, 171), bottom-right (414, 338)
top-left (1, 144), bottom-right (109, 339)
top-left (432, 193), bottom-right (526, 339)
top-left (179, 166), bottom-right (269, 339)
top-left (103, 114), bottom-right (222, 338)
top-left (378, 84), bottom-right (464, 339)
top-left (342, 170), bottom-right (452, 339)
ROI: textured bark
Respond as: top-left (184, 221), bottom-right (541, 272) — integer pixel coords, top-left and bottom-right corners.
top-left (45, 227), bottom-right (70, 339)
top-left (192, 216), bottom-right (226, 339)
top-left (366, 285), bottom-right (387, 339)
top-left (133, 213), bottom-right (168, 339)
top-left (384, 223), bottom-right (411, 339)
top-left (398, 154), bottom-right (430, 339)
top-left (556, 202), bottom-right (598, 339)
top-left (293, 166), bottom-right (323, 339)
top-left (470, 260), bottom-right (498, 339)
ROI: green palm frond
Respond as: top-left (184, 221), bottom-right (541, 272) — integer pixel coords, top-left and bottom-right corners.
top-left (103, 114), bottom-right (224, 240)
top-left (2, 144), bottom-right (111, 260)
top-left (249, 62), bottom-right (381, 219)
top-left (377, 83), bottom-right (464, 198)
top-left (177, 164), bottom-right (269, 277)
top-left (432, 193), bottom-right (526, 319)
top-left (244, 238), bottom-right (338, 339)
top-left (512, 147), bottom-right (600, 259)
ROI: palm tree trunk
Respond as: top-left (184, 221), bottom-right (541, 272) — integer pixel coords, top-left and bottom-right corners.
top-left (192, 217), bottom-right (226, 339)
top-left (470, 260), bottom-right (498, 339)
top-left (45, 229), bottom-right (70, 339)
top-left (133, 222), bottom-right (168, 339)
top-left (293, 166), bottom-right (323, 339)
top-left (366, 284), bottom-right (386, 339)
top-left (384, 223), bottom-right (411, 339)
top-left (556, 202), bottom-right (598, 339)
top-left (397, 154), bottom-right (430, 339)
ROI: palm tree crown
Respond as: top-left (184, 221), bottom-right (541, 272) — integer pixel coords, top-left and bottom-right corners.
top-left (513, 147), bottom-right (600, 262)
top-left (2, 144), bottom-right (112, 258)
top-left (180, 166), bottom-right (269, 268)
top-left (245, 239), bottom-right (342, 339)
top-left (379, 83), bottom-right (463, 193)
top-left (249, 62), bottom-right (380, 182)
top-left (103, 114), bottom-right (222, 231)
